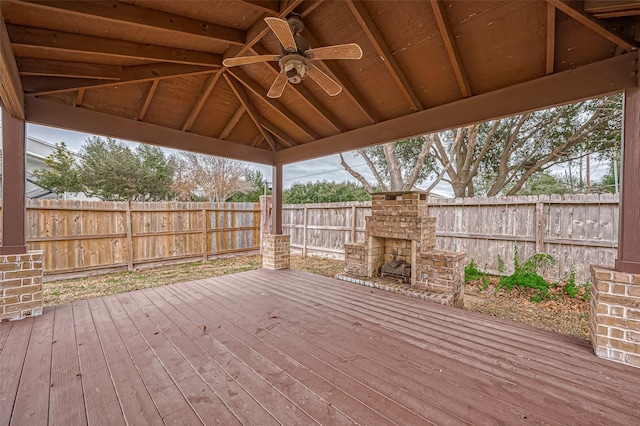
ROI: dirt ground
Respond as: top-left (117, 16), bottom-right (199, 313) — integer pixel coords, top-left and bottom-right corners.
top-left (44, 255), bottom-right (589, 339)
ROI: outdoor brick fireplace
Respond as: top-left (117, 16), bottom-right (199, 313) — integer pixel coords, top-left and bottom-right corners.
top-left (339, 192), bottom-right (465, 308)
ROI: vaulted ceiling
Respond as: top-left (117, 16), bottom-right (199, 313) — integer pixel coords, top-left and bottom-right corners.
top-left (1, 1), bottom-right (638, 166)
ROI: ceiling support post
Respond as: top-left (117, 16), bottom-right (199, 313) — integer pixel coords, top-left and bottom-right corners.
top-left (0, 102), bottom-right (27, 255)
top-left (271, 164), bottom-right (283, 235)
top-left (615, 87), bottom-right (640, 274)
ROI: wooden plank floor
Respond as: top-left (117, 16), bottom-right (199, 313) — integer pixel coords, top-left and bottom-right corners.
top-left (1, 268), bottom-right (640, 425)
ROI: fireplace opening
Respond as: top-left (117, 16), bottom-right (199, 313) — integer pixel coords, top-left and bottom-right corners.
top-left (381, 254), bottom-right (411, 282)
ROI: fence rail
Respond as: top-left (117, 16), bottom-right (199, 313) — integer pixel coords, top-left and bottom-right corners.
top-left (283, 194), bottom-right (619, 283)
top-left (0, 199), bottom-right (261, 278)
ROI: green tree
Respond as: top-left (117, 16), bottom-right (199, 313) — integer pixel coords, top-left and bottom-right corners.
top-left (78, 136), bottom-right (174, 201)
top-left (593, 153), bottom-right (621, 194)
top-left (283, 181), bottom-right (371, 204)
top-left (31, 142), bottom-right (83, 195)
top-left (516, 172), bottom-right (567, 195)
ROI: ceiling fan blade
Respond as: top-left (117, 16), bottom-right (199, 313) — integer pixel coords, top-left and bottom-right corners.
top-left (267, 72), bottom-right (288, 98)
top-left (264, 17), bottom-right (297, 52)
top-left (222, 55), bottom-right (280, 67)
top-left (306, 43), bottom-right (363, 60)
top-left (307, 65), bottom-right (342, 96)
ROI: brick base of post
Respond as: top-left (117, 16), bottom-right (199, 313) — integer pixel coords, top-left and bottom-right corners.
top-left (590, 265), bottom-right (640, 368)
top-left (263, 234), bottom-right (290, 270)
top-left (1, 251), bottom-right (44, 321)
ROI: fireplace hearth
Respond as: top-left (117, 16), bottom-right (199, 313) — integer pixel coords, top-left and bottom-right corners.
top-left (338, 192), bottom-right (466, 308)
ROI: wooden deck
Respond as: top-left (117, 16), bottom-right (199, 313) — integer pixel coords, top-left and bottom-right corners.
top-left (1, 269), bottom-right (639, 425)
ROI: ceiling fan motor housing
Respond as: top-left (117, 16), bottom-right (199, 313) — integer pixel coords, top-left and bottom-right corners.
top-left (279, 55), bottom-right (310, 85)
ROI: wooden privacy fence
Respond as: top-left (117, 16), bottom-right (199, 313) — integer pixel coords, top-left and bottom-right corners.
top-left (282, 194), bottom-right (619, 283)
top-left (0, 199), bottom-right (261, 277)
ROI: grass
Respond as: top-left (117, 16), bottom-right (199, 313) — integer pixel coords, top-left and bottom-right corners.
top-left (43, 255), bottom-right (344, 306)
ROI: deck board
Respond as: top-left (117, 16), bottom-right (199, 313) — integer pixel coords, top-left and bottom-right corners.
top-left (2, 268), bottom-right (640, 425)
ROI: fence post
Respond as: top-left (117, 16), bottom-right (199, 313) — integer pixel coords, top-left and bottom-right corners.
top-left (202, 207), bottom-right (208, 262)
top-left (125, 201), bottom-right (133, 270)
top-left (302, 205), bottom-right (308, 257)
top-left (351, 205), bottom-right (357, 243)
top-left (535, 201), bottom-right (544, 253)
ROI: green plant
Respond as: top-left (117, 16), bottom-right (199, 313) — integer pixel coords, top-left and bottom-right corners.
top-left (582, 281), bottom-right (591, 302)
top-left (465, 259), bottom-right (483, 283)
top-left (563, 270), bottom-right (579, 298)
top-left (479, 273), bottom-right (491, 291)
top-left (497, 246), bottom-right (556, 302)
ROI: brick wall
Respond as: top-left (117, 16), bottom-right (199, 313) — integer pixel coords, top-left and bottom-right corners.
top-left (344, 243), bottom-right (367, 276)
top-left (415, 250), bottom-right (466, 308)
top-left (1, 251), bottom-right (44, 321)
top-left (590, 265), bottom-right (640, 368)
top-left (263, 234), bottom-right (290, 270)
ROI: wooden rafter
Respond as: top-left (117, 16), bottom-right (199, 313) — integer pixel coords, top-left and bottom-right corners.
top-left (547, 0), bottom-right (637, 52)
top-left (345, 0), bottom-right (423, 111)
top-left (219, 106), bottom-right (245, 140)
top-left (546, 3), bottom-right (556, 75)
top-left (75, 89), bottom-right (85, 107)
top-left (300, 0), bottom-right (326, 18)
top-left (429, 0), bottom-right (471, 98)
top-left (260, 121), bottom-right (294, 147)
top-left (25, 97), bottom-right (274, 165)
top-left (276, 52), bottom-right (638, 164)
top-left (302, 29), bottom-right (379, 124)
top-left (182, 71), bottom-right (223, 132)
top-left (23, 64), bottom-right (217, 96)
top-left (13, 0), bottom-right (245, 46)
top-left (8, 25), bottom-right (222, 67)
top-left (227, 67), bottom-right (319, 140)
top-left (137, 80), bottom-right (159, 121)
top-left (0, 15), bottom-right (24, 119)
top-left (251, 44), bottom-right (347, 133)
top-left (223, 73), bottom-right (277, 151)
top-left (17, 58), bottom-right (121, 80)
top-left (235, 0), bottom-right (279, 16)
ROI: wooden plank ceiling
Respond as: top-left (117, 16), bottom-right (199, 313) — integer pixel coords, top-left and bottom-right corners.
top-left (1, 0), bottom-right (638, 165)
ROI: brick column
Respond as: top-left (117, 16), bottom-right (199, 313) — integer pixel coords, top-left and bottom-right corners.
top-left (590, 266), bottom-right (640, 368)
top-left (1, 251), bottom-right (44, 321)
top-left (262, 234), bottom-right (290, 270)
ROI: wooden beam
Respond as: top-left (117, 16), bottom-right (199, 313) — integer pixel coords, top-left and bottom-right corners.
top-left (227, 67), bottom-right (319, 140)
top-left (7, 24), bottom-right (222, 66)
top-left (182, 71), bottom-right (222, 131)
top-left (300, 0), bottom-right (326, 18)
top-left (75, 89), bottom-right (85, 107)
top-left (0, 15), bottom-right (24, 119)
top-left (275, 52), bottom-right (638, 164)
top-left (547, 0), bottom-right (637, 52)
top-left (260, 121), bottom-right (294, 147)
top-left (429, 0), bottom-right (472, 98)
top-left (25, 97), bottom-right (275, 165)
top-left (219, 106), bottom-right (245, 139)
top-left (14, 0), bottom-right (245, 46)
top-left (585, 0), bottom-right (640, 14)
top-left (223, 73), bottom-right (277, 151)
top-left (546, 3), bottom-right (556, 75)
top-left (345, 0), bottom-right (423, 111)
top-left (271, 164), bottom-right (283, 235)
top-left (302, 29), bottom-right (379, 124)
top-left (17, 58), bottom-right (122, 80)
top-left (251, 44), bottom-right (347, 133)
top-left (235, 0), bottom-right (279, 16)
top-left (616, 87), bottom-right (640, 274)
top-left (23, 64), bottom-right (216, 95)
top-left (137, 80), bottom-right (159, 121)
top-left (0, 104), bottom-right (27, 254)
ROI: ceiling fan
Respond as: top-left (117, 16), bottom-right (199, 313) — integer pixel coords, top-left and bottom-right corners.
top-left (223, 15), bottom-right (363, 98)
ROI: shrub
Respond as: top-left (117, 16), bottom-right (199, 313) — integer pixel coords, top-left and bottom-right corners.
top-left (497, 246), bottom-right (556, 302)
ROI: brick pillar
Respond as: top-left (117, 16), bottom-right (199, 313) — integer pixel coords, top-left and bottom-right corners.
top-left (262, 234), bottom-right (290, 270)
top-left (590, 266), bottom-right (640, 368)
top-left (1, 251), bottom-right (44, 321)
